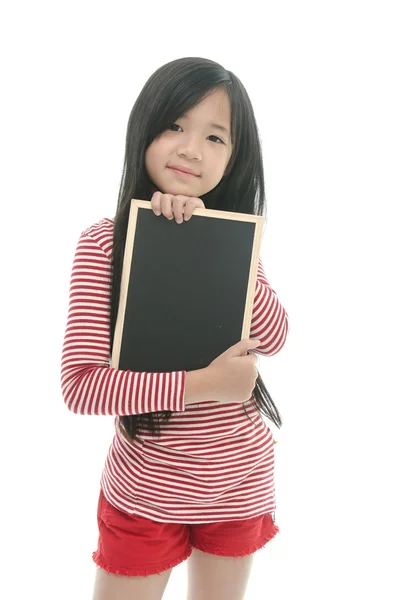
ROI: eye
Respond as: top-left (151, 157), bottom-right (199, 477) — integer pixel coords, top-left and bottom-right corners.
top-left (168, 124), bottom-right (225, 144)
top-left (208, 135), bottom-right (224, 144)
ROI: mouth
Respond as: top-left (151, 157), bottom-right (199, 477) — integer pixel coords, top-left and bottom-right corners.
top-left (167, 166), bottom-right (200, 178)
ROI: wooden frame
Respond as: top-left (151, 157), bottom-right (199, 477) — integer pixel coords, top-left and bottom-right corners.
top-left (111, 199), bottom-right (264, 371)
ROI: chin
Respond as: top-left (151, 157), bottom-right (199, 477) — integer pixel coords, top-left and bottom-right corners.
top-left (164, 185), bottom-right (202, 197)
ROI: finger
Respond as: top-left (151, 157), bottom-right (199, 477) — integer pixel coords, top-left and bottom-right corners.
top-left (161, 194), bottom-right (174, 220)
top-left (173, 196), bottom-right (186, 224)
top-left (184, 198), bottom-right (205, 221)
top-left (151, 192), bottom-right (162, 216)
top-left (248, 353), bottom-right (259, 369)
top-left (239, 352), bottom-right (259, 366)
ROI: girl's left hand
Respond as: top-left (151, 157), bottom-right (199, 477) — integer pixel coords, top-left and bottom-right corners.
top-left (151, 192), bottom-right (205, 224)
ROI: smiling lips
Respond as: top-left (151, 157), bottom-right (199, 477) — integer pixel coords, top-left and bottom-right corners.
top-left (168, 166), bottom-right (200, 177)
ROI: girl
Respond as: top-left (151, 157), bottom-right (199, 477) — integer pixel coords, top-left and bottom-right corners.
top-left (61, 57), bottom-right (289, 600)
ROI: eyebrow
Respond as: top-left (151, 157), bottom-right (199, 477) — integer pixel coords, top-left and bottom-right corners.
top-left (210, 123), bottom-right (230, 136)
top-left (180, 114), bottom-right (230, 137)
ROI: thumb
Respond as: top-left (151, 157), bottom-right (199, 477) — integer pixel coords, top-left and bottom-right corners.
top-left (223, 338), bottom-right (261, 358)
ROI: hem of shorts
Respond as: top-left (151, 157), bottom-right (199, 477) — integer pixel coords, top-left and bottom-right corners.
top-left (92, 546), bottom-right (193, 577)
top-left (191, 522), bottom-right (280, 558)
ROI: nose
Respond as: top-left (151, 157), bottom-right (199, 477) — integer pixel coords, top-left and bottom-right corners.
top-left (177, 135), bottom-right (202, 161)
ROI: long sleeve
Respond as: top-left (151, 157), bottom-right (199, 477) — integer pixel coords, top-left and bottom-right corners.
top-left (250, 258), bottom-right (289, 356)
top-left (60, 226), bottom-right (186, 415)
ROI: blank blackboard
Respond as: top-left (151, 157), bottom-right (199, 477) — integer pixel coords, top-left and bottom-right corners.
top-left (111, 199), bottom-right (264, 373)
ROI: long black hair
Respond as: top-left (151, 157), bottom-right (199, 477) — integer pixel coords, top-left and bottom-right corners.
top-left (109, 57), bottom-right (283, 443)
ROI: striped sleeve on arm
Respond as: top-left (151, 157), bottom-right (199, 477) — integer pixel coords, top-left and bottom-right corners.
top-left (250, 258), bottom-right (290, 356)
top-left (60, 231), bottom-right (186, 415)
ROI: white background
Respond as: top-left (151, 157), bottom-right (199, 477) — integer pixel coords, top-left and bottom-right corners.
top-left (1, 1), bottom-right (396, 598)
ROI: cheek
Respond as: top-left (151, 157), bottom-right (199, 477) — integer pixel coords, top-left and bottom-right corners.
top-left (145, 145), bottom-right (160, 174)
top-left (147, 139), bottom-right (170, 168)
top-left (209, 156), bottom-right (229, 180)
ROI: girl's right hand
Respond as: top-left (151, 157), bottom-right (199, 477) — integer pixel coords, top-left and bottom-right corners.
top-left (151, 191), bottom-right (205, 223)
top-left (204, 339), bottom-right (261, 404)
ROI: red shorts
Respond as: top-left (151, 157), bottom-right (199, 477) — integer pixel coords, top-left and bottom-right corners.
top-left (92, 488), bottom-right (280, 577)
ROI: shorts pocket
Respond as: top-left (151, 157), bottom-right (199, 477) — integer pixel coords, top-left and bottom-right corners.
top-left (97, 488), bottom-right (113, 526)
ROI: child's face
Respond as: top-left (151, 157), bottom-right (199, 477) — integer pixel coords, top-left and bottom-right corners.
top-left (145, 87), bottom-right (233, 199)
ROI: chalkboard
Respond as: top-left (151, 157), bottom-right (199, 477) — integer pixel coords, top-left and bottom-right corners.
top-left (111, 199), bottom-right (264, 373)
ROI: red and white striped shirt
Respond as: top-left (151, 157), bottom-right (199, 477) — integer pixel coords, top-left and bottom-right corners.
top-left (61, 217), bottom-right (289, 523)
